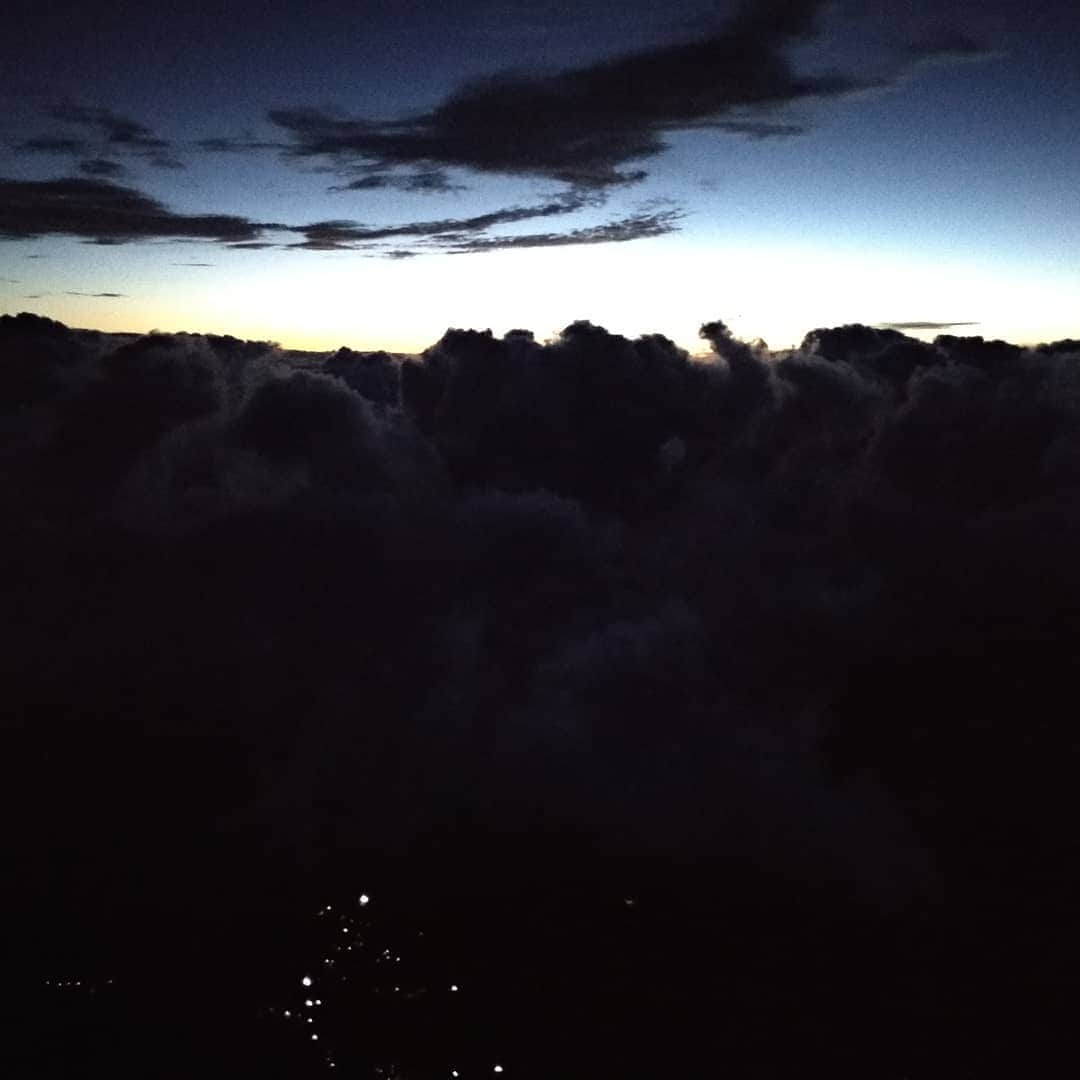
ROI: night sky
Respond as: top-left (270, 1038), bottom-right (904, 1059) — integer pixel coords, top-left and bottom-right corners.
top-left (2, 0), bottom-right (1078, 349)
top-left (2, 2), bottom-right (1076, 1077)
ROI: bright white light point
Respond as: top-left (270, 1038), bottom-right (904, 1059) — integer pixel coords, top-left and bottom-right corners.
top-left (343, 927), bottom-right (350, 934)
top-left (452, 1072), bottom-right (459, 1077)
top-left (307, 1017), bottom-right (314, 1024)
top-left (450, 984), bottom-right (459, 992)
top-left (315, 999), bottom-right (322, 1005)
top-left (312, 1034), bottom-right (319, 1041)
top-left (494, 1066), bottom-right (504, 1073)
top-left (302, 976), bottom-right (313, 987)
top-left (305, 999), bottom-right (314, 1007)
top-left (284, 1010), bottom-right (292, 1018)
top-left (359, 894), bottom-right (370, 906)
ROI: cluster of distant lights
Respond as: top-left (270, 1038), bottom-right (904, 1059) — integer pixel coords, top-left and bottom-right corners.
top-left (38, 889), bottom-right (642, 1076)
top-left (273, 891), bottom-right (507, 1077)
top-left (42, 977), bottom-right (114, 992)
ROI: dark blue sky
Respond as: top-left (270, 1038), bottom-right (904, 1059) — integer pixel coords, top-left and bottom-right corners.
top-left (2, 0), bottom-right (1077, 349)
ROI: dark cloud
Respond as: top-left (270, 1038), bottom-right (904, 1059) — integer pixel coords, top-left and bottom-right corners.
top-left (47, 102), bottom-right (171, 152)
top-left (172, 261), bottom-right (215, 267)
top-left (907, 28), bottom-right (993, 62)
top-left (269, 0), bottom-right (874, 188)
top-left (876, 320), bottom-right (979, 330)
top-left (331, 169), bottom-right (466, 194)
top-left (9, 308), bottom-right (1077, 1074)
top-left (195, 135), bottom-right (284, 154)
top-left (77, 157), bottom-right (128, 177)
top-left (18, 135), bottom-right (91, 154)
top-left (444, 207), bottom-right (682, 252)
top-left (0, 176), bottom-right (272, 244)
top-left (290, 188), bottom-right (602, 249)
top-left (145, 152), bottom-right (186, 170)
top-left (65, 290), bottom-right (127, 298)
top-left (708, 118), bottom-right (808, 138)
top-left (18, 103), bottom-right (186, 171)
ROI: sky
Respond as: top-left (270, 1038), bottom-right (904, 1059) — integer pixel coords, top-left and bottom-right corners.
top-left (5, 4), bottom-right (1077, 1072)
top-left (2, 0), bottom-right (1079, 351)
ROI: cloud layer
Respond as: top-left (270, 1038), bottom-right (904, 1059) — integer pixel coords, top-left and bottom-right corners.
top-left (269, 0), bottom-right (872, 189)
top-left (0, 177), bottom-right (271, 244)
top-left (6, 305), bottom-right (1074, 1074)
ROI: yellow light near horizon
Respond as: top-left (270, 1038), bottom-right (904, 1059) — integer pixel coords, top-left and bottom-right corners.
top-left (14, 237), bottom-right (1078, 353)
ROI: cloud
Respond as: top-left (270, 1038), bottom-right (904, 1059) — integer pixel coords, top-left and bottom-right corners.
top-left (443, 207), bottom-right (682, 252)
top-left (11, 309), bottom-right (1080, 1046)
top-left (77, 158), bottom-right (128, 178)
top-left (195, 135), bottom-right (284, 154)
top-left (172, 261), bottom-right (215, 267)
top-left (19, 136), bottom-right (91, 154)
top-left (65, 291), bottom-right (127, 298)
top-left (906, 28), bottom-right (995, 63)
top-left (875, 320), bottom-right (979, 330)
top-left (18, 103), bottom-right (186, 171)
top-left (0, 176), bottom-right (273, 244)
top-left (331, 169), bottom-right (466, 194)
top-left (290, 189), bottom-right (601, 249)
top-left (47, 102), bottom-right (171, 152)
top-left (269, 0), bottom-right (874, 188)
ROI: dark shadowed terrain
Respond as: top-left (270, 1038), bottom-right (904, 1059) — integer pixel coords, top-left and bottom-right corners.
top-left (3, 311), bottom-right (1076, 1076)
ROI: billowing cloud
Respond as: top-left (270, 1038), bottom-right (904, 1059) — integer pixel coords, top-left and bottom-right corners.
top-left (9, 308), bottom-right (1079, 1073)
top-left (269, 0), bottom-right (868, 188)
top-left (0, 176), bottom-right (273, 244)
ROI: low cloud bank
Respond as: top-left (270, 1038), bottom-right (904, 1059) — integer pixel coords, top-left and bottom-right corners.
top-left (4, 311), bottom-right (1073, 904)
top-left (8, 309), bottom-right (1074, 1072)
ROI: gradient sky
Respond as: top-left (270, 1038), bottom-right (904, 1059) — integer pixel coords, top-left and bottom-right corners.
top-left (2, 0), bottom-right (1078, 352)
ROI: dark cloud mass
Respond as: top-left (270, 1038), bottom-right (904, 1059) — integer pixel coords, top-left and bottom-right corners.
top-left (270, 0), bottom-right (869, 187)
top-left (65, 290), bottom-right (127, 297)
top-left (6, 307), bottom-right (1075, 1075)
top-left (0, 177), bottom-right (271, 244)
